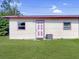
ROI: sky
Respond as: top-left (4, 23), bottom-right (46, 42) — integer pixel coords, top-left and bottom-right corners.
top-left (0, 0), bottom-right (79, 15)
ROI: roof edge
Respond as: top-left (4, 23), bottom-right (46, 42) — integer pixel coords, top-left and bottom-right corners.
top-left (1, 15), bottom-right (79, 19)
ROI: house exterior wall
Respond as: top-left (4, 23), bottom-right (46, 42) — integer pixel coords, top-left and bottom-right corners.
top-left (9, 19), bottom-right (36, 39)
top-left (45, 19), bottom-right (79, 39)
top-left (9, 18), bottom-right (79, 39)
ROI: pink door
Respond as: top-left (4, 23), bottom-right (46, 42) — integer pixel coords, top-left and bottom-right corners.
top-left (36, 20), bottom-right (45, 39)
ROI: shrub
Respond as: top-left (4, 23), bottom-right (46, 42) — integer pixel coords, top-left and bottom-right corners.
top-left (0, 17), bottom-right (9, 36)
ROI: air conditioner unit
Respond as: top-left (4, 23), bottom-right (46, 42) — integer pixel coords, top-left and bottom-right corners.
top-left (46, 34), bottom-right (53, 39)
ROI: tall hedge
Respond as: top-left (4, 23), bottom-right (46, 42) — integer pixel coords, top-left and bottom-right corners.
top-left (0, 17), bottom-right (9, 36)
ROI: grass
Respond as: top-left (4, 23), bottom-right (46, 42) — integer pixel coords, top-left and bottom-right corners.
top-left (0, 37), bottom-right (79, 59)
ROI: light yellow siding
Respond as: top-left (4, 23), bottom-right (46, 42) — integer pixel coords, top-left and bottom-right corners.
top-left (9, 19), bottom-right (36, 39)
top-left (9, 19), bottom-right (79, 39)
top-left (45, 19), bottom-right (78, 39)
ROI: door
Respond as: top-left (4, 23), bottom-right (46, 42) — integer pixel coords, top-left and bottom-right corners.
top-left (36, 20), bottom-right (45, 39)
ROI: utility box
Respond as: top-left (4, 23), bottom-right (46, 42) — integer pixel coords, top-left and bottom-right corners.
top-left (46, 34), bottom-right (53, 39)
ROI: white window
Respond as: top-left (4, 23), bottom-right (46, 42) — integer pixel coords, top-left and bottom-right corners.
top-left (63, 22), bottom-right (71, 30)
top-left (18, 21), bottom-right (25, 30)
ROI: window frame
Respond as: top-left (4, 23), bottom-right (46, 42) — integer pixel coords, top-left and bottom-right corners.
top-left (63, 22), bottom-right (71, 30)
top-left (18, 21), bottom-right (26, 30)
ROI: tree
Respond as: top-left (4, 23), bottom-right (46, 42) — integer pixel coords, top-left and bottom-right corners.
top-left (0, 0), bottom-right (22, 36)
top-left (0, 0), bottom-right (21, 16)
top-left (0, 17), bottom-right (9, 36)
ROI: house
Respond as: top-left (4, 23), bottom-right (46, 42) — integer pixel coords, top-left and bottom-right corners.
top-left (5, 15), bottom-right (79, 40)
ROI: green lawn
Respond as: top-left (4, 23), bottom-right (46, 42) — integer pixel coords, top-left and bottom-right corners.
top-left (0, 36), bottom-right (79, 59)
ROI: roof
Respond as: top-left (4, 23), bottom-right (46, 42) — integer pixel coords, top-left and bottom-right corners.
top-left (2, 15), bottom-right (79, 19)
